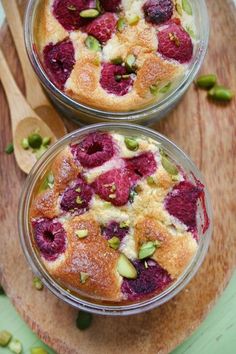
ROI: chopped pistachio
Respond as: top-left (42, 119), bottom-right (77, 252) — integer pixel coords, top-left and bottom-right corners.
top-left (169, 32), bottom-right (180, 46)
top-left (111, 57), bottom-right (123, 65)
top-left (124, 137), bottom-right (139, 151)
top-left (115, 74), bottom-right (131, 82)
top-left (80, 272), bottom-right (89, 284)
top-left (35, 145), bottom-right (48, 160)
top-left (117, 17), bottom-right (126, 31)
top-left (161, 156), bottom-right (178, 175)
top-left (144, 261), bottom-right (148, 269)
top-left (129, 189), bottom-right (138, 203)
top-left (85, 35), bottom-right (101, 52)
top-left (175, 3), bottom-right (182, 15)
top-left (21, 138), bottom-right (29, 150)
top-left (127, 14), bottom-right (140, 25)
top-left (208, 85), bottom-right (234, 102)
top-left (109, 193), bottom-right (116, 199)
top-left (117, 254), bottom-right (137, 279)
top-left (31, 348), bottom-right (48, 354)
top-left (0, 330), bottom-right (12, 347)
top-left (159, 82), bottom-right (171, 93)
top-left (96, 0), bottom-right (102, 12)
top-left (172, 175), bottom-right (179, 181)
top-left (150, 84), bottom-right (159, 96)
top-left (76, 196), bottom-right (83, 204)
top-left (28, 133), bottom-right (43, 149)
top-left (33, 277), bottom-right (44, 291)
top-left (182, 0), bottom-right (192, 15)
top-left (67, 4), bottom-right (77, 11)
top-left (108, 236), bottom-right (120, 250)
top-left (76, 229), bottom-right (88, 238)
top-left (76, 311), bottom-right (93, 330)
top-left (39, 172), bottom-right (54, 192)
top-left (120, 220), bottom-right (130, 228)
top-left (8, 339), bottom-right (22, 354)
top-left (80, 9), bottom-right (99, 18)
top-left (76, 187), bottom-right (81, 193)
top-left (135, 184), bottom-right (142, 193)
top-left (125, 54), bottom-right (136, 73)
top-left (138, 240), bottom-right (161, 260)
top-left (185, 25), bottom-right (195, 38)
top-left (147, 176), bottom-right (155, 185)
top-left (195, 74), bottom-right (217, 89)
top-left (5, 143), bottom-right (14, 154)
top-left (103, 201), bottom-right (112, 208)
top-left (42, 136), bottom-right (51, 146)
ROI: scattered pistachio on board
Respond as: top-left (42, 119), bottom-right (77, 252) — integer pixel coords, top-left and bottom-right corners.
top-left (195, 74), bottom-right (234, 102)
top-left (76, 311), bottom-right (93, 330)
top-left (21, 132), bottom-right (52, 160)
top-left (33, 277), bottom-right (44, 291)
top-left (5, 143), bottom-right (14, 154)
top-left (31, 348), bottom-right (49, 354)
top-left (0, 330), bottom-right (12, 347)
top-left (8, 338), bottom-right (22, 354)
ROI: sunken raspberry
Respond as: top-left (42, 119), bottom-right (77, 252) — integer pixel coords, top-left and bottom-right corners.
top-left (71, 132), bottom-right (114, 168)
top-left (83, 12), bottom-right (118, 44)
top-left (100, 63), bottom-right (134, 96)
top-left (122, 260), bottom-right (172, 300)
top-left (60, 177), bottom-right (93, 213)
top-left (100, 0), bottom-right (121, 12)
top-left (93, 168), bottom-right (132, 206)
top-left (32, 219), bottom-right (66, 261)
top-left (102, 221), bottom-right (129, 240)
top-left (124, 152), bottom-right (157, 179)
top-left (143, 0), bottom-right (173, 24)
top-left (158, 23), bottom-right (193, 63)
top-left (165, 181), bottom-right (203, 231)
top-left (43, 39), bottom-right (75, 90)
top-left (53, 0), bottom-right (96, 31)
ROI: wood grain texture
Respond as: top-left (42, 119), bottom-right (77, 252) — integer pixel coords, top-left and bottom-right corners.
top-left (0, 1), bottom-right (235, 353)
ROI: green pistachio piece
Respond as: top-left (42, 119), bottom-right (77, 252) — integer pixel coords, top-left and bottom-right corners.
top-left (5, 143), bottom-right (14, 154)
top-left (108, 236), bottom-right (120, 250)
top-left (208, 85), bottom-right (234, 102)
top-left (147, 176), bottom-right (155, 185)
top-left (76, 187), bottom-right (81, 193)
top-left (138, 240), bottom-right (160, 260)
top-left (76, 311), bottom-right (93, 330)
top-left (159, 82), bottom-right (171, 93)
top-left (182, 0), bottom-right (192, 15)
top-left (144, 260), bottom-right (148, 269)
top-left (21, 138), bottom-right (29, 150)
top-left (28, 133), bottom-right (43, 149)
top-left (117, 17), bottom-right (126, 31)
top-left (76, 229), bottom-right (88, 238)
top-left (150, 84), bottom-right (159, 96)
top-left (76, 196), bottom-right (83, 204)
top-left (67, 4), bottom-right (77, 11)
top-left (185, 25), bottom-right (196, 38)
top-left (0, 330), bottom-right (12, 347)
top-left (125, 54), bottom-right (136, 73)
top-left (195, 74), bottom-right (217, 89)
top-left (85, 35), bottom-right (102, 52)
top-left (129, 189), bottom-right (138, 203)
top-left (117, 254), bottom-right (137, 279)
top-left (0, 285), bottom-right (5, 295)
top-left (111, 57), bottom-right (123, 64)
top-left (120, 220), bottom-right (130, 228)
top-left (80, 272), bottom-right (89, 284)
top-left (33, 277), bottom-right (44, 291)
top-left (127, 14), bottom-right (140, 25)
top-left (80, 9), bottom-right (99, 18)
top-left (175, 3), bottom-right (182, 16)
top-left (8, 339), bottom-right (22, 354)
top-left (39, 172), bottom-right (54, 192)
top-left (31, 348), bottom-right (48, 354)
top-left (161, 156), bottom-right (178, 175)
top-left (42, 136), bottom-right (51, 146)
top-left (124, 137), bottom-right (139, 151)
top-left (96, 0), bottom-right (102, 12)
top-left (35, 145), bottom-right (48, 160)
top-left (103, 201), bottom-right (112, 208)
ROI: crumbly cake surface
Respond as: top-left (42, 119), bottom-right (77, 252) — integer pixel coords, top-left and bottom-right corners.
top-left (34, 0), bottom-right (196, 112)
top-left (29, 131), bottom-right (207, 303)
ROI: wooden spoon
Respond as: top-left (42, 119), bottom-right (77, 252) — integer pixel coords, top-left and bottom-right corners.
top-left (0, 48), bottom-right (56, 174)
top-left (1, 0), bottom-right (67, 138)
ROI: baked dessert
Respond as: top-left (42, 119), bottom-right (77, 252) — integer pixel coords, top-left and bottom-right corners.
top-left (34, 0), bottom-right (196, 112)
top-left (29, 130), bottom-right (209, 304)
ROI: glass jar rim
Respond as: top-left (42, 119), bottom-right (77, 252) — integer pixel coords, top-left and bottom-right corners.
top-left (18, 123), bottom-right (213, 315)
top-left (23, 0), bottom-right (209, 121)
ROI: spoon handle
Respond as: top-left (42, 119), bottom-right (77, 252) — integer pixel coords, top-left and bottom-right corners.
top-left (1, 0), bottom-right (48, 108)
top-left (0, 48), bottom-right (34, 129)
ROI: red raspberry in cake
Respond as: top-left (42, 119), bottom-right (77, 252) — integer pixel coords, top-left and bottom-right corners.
top-left (71, 132), bottom-right (114, 168)
top-left (32, 219), bottom-right (66, 261)
top-left (93, 168), bottom-right (132, 206)
top-left (143, 0), bottom-right (173, 25)
top-left (60, 177), bottom-right (93, 213)
top-left (158, 23), bottom-right (193, 63)
top-left (165, 181), bottom-right (203, 231)
top-left (53, 0), bottom-right (96, 31)
top-left (100, 63), bottom-right (134, 96)
top-left (43, 39), bottom-right (75, 90)
top-left (83, 12), bottom-right (118, 44)
top-left (100, 0), bottom-right (121, 12)
top-left (124, 152), bottom-right (157, 179)
top-left (102, 221), bottom-right (129, 241)
top-left (121, 260), bottom-right (172, 300)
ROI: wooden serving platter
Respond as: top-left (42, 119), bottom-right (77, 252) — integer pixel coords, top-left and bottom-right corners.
top-left (0, 1), bottom-right (235, 353)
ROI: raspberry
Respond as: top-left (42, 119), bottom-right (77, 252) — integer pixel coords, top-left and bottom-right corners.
top-left (143, 0), bottom-right (173, 24)
top-left (53, 0), bottom-right (96, 31)
top-left (124, 152), bottom-right (157, 179)
top-left (158, 23), bottom-right (193, 63)
top-left (84, 13), bottom-right (118, 44)
top-left (121, 260), bottom-right (172, 300)
top-left (100, 0), bottom-right (121, 12)
top-left (60, 178), bottom-right (93, 213)
top-left (71, 132), bottom-right (114, 168)
top-left (165, 181), bottom-right (203, 231)
top-left (93, 168), bottom-right (132, 206)
top-left (100, 63), bottom-right (134, 96)
top-left (43, 39), bottom-right (75, 90)
top-left (102, 221), bottom-right (129, 240)
top-left (32, 219), bottom-right (66, 261)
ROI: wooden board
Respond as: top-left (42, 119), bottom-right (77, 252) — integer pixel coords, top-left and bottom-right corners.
top-left (0, 1), bottom-right (235, 353)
